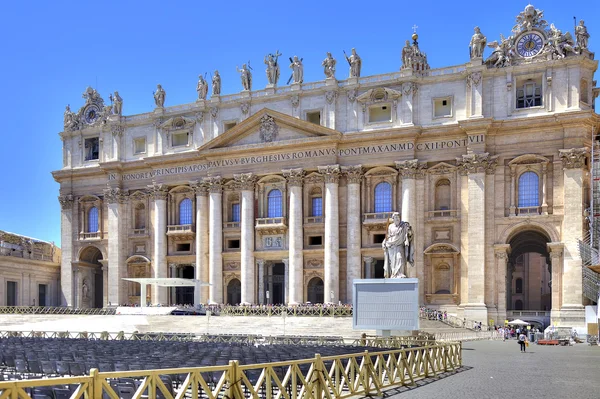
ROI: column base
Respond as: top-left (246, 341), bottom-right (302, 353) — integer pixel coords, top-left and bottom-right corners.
top-left (550, 305), bottom-right (586, 328)
top-left (462, 303), bottom-right (488, 324)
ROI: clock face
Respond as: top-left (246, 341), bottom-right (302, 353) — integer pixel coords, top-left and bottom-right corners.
top-left (84, 105), bottom-right (100, 124)
top-left (517, 32), bottom-right (544, 58)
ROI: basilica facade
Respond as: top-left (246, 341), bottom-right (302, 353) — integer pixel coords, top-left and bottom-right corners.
top-left (53, 5), bottom-right (598, 326)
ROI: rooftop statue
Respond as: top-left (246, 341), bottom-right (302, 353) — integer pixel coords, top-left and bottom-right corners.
top-left (264, 51), bottom-right (282, 85)
top-left (289, 55), bottom-right (304, 84)
top-left (63, 105), bottom-right (79, 131)
top-left (382, 212), bottom-right (414, 279)
top-left (512, 4), bottom-right (547, 33)
top-left (575, 20), bottom-right (590, 50)
top-left (153, 84), bottom-right (165, 108)
top-left (212, 70), bottom-right (221, 96)
top-left (344, 48), bottom-right (361, 78)
top-left (401, 34), bottom-right (430, 73)
top-left (196, 74), bottom-right (208, 100)
top-left (110, 91), bottom-right (123, 115)
top-left (322, 52), bottom-right (336, 79)
top-left (237, 63), bottom-right (252, 91)
top-left (485, 34), bottom-right (514, 68)
top-left (470, 26), bottom-right (487, 59)
top-left (547, 24), bottom-right (578, 58)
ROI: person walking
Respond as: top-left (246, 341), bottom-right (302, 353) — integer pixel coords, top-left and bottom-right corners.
top-left (518, 331), bottom-right (528, 352)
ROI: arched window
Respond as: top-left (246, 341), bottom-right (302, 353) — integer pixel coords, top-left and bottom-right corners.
top-left (267, 189), bottom-right (283, 218)
top-left (179, 198), bottom-right (192, 225)
top-left (435, 179), bottom-right (451, 211)
top-left (374, 182), bottom-right (392, 213)
top-left (88, 207), bottom-right (99, 233)
top-left (134, 203), bottom-right (146, 229)
top-left (516, 278), bottom-right (523, 294)
top-left (518, 172), bottom-right (539, 207)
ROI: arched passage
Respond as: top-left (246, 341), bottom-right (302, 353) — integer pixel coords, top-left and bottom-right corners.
top-left (507, 230), bottom-right (552, 312)
top-left (307, 277), bottom-right (324, 304)
top-left (78, 246), bottom-right (104, 308)
top-left (227, 279), bottom-right (241, 305)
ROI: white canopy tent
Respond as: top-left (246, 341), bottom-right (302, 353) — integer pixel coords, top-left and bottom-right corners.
top-left (123, 278), bottom-right (210, 308)
top-left (508, 319), bottom-right (530, 326)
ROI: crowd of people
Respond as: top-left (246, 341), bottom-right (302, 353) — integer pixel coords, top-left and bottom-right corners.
top-left (419, 307), bottom-right (448, 321)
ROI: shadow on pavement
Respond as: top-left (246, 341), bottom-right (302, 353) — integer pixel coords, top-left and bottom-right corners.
top-left (380, 366), bottom-right (474, 397)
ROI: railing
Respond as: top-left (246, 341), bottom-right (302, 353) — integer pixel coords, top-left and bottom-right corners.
top-left (304, 216), bottom-right (324, 224)
top-left (362, 212), bottom-right (394, 223)
top-left (517, 206), bottom-right (541, 215)
top-left (0, 343), bottom-right (462, 399)
top-left (255, 217), bottom-right (286, 227)
top-left (427, 210), bottom-right (458, 218)
top-left (219, 305), bottom-right (353, 317)
top-left (223, 222), bottom-right (240, 229)
top-left (166, 224), bottom-right (193, 234)
top-left (507, 310), bottom-right (551, 317)
top-left (79, 232), bottom-right (101, 240)
top-left (0, 248), bottom-right (54, 261)
top-left (131, 228), bottom-right (147, 236)
top-left (0, 306), bottom-right (116, 315)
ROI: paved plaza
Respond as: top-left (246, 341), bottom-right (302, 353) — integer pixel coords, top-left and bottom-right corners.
top-left (385, 340), bottom-right (600, 399)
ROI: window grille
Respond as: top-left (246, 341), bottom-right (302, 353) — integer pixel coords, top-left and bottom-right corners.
top-left (518, 171), bottom-right (539, 207)
top-left (374, 182), bottom-right (392, 213)
top-left (179, 198), bottom-right (192, 225)
top-left (516, 81), bottom-right (542, 108)
top-left (311, 197), bottom-right (323, 217)
top-left (267, 189), bottom-right (283, 218)
top-left (88, 207), bottom-right (99, 232)
top-left (231, 203), bottom-right (240, 222)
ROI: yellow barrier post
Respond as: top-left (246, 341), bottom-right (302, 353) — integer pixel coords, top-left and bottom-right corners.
top-left (90, 368), bottom-right (102, 399)
top-left (313, 354), bottom-right (324, 399)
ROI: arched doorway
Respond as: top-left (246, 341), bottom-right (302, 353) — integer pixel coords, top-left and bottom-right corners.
top-left (176, 265), bottom-right (194, 305)
top-left (227, 279), bottom-right (241, 305)
top-left (126, 256), bottom-right (151, 306)
top-left (78, 246), bottom-right (104, 308)
top-left (508, 230), bottom-right (552, 312)
top-left (307, 277), bottom-right (324, 304)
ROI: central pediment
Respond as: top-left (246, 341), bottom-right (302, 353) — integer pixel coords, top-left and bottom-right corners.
top-left (198, 108), bottom-right (341, 153)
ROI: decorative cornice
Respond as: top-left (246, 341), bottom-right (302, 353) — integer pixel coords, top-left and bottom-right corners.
top-left (559, 148), bottom-right (588, 169)
top-left (233, 173), bottom-right (257, 191)
top-left (58, 194), bottom-right (74, 210)
top-left (395, 159), bottom-right (427, 179)
top-left (342, 165), bottom-right (363, 184)
top-left (203, 176), bottom-right (223, 193)
top-left (318, 164), bottom-right (341, 184)
top-left (282, 168), bottom-right (304, 187)
top-left (456, 153), bottom-right (498, 175)
top-left (158, 116), bottom-right (196, 132)
top-left (103, 187), bottom-right (128, 204)
top-left (189, 180), bottom-right (208, 197)
top-left (148, 184), bottom-right (168, 200)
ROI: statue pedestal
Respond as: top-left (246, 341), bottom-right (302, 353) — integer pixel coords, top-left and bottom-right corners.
top-left (346, 77), bottom-right (359, 86)
top-left (325, 77), bottom-right (338, 87)
top-left (353, 278), bottom-right (419, 335)
top-left (196, 99), bottom-right (206, 106)
top-left (265, 87), bottom-right (276, 95)
top-left (210, 95), bottom-right (221, 103)
top-left (240, 90), bottom-right (251, 99)
top-left (469, 57), bottom-right (483, 66)
top-left (153, 107), bottom-right (164, 115)
top-left (291, 83), bottom-right (302, 91)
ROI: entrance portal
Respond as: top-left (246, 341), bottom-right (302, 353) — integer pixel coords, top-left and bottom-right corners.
top-left (307, 277), bottom-right (324, 303)
top-left (227, 279), bottom-right (241, 305)
top-left (78, 246), bottom-right (104, 308)
top-left (175, 265), bottom-right (194, 305)
top-left (508, 230), bottom-right (551, 312)
top-left (264, 262), bottom-right (285, 304)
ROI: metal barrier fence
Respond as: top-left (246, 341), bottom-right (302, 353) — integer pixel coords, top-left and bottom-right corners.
top-left (0, 343), bottom-right (462, 399)
top-left (0, 306), bottom-right (116, 315)
top-left (218, 305), bottom-right (353, 317)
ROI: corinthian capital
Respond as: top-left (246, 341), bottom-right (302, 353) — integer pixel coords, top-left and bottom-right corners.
top-left (342, 165), bottom-right (363, 184)
top-left (233, 173), bottom-right (257, 191)
top-left (189, 180), bottom-right (208, 197)
top-left (148, 183), bottom-right (168, 200)
top-left (318, 164), bottom-right (341, 184)
top-left (559, 148), bottom-right (588, 169)
top-left (58, 194), bottom-right (74, 210)
top-left (203, 176), bottom-right (223, 193)
top-left (282, 168), bottom-right (304, 187)
top-left (395, 159), bottom-right (427, 179)
top-left (456, 153), bottom-right (498, 175)
top-left (103, 187), bottom-right (128, 204)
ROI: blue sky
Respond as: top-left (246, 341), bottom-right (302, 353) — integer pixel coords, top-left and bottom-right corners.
top-left (0, 0), bottom-right (598, 246)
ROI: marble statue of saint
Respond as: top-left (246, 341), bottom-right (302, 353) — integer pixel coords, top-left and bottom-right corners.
top-left (401, 40), bottom-right (412, 68)
top-left (345, 48), bottom-right (362, 78)
top-left (63, 105), bottom-right (74, 129)
top-left (212, 70), bottom-right (221, 96)
top-left (575, 20), bottom-right (590, 50)
top-left (111, 91), bottom-right (123, 115)
top-left (82, 279), bottom-right (89, 300)
top-left (322, 52), bottom-right (336, 78)
top-left (289, 56), bottom-right (304, 84)
top-left (154, 84), bottom-right (165, 108)
top-left (382, 212), bottom-right (414, 278)
top-left (264, 51), bottom-right (281, 85)
top-left (470, 26), bottom-right (487, 59)
top-left (196, 75), bottom-right (208, 100)
top-left (237, 64), bottom-right (252, 91)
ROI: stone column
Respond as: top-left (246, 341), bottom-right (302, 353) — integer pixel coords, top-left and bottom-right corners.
top-left (105, 187), bottom-right (127, 306)
top-left (257, 259), bottom-right (265, 305)
top-left (204, 176), bottom-right (223, 304)
top-left (324, 90), bottom-right (337, 129)
top-left (268, 263), bottom-right (274, 305)
top-left (547, 242), bottom-right (564, 321)
top-left (149, 184), bottom-right (168, 305)
top-left (283, 168), bottom-right (304, 305)
top-left (401, 82), bottom-right (417, 125)
top-left (318, 165), bottom-right (340, 304)
top-left (234, 173), bottom-right (257, 305)
top-left (466, 71), bottom-right (483, 118)
top-left (282, 258), bottom-right (289, 304)
top-left (364, 256), bottom-right (373, 279)
top-left (396, 160), bottom-right (426, 228)
top-left (509, 165), bottom-right (516, 216)
top-left (558, 148), bottom-right (587, 324)
top-left (58, 195), bottom-right (74, 306)
top-left (541, 163), bottom-right (548, 215)
top-left (494, 244), bottom-right (510, 322)
top-left (169, 264), bottom-right (177, 305)
top-left (457, 153), bottom-right (498, 322)
top-left (342, 165), bottom-right (363, 304)
top-left (191, 182), bottom-right (209, 304)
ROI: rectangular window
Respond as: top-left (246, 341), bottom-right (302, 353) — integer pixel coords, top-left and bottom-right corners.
top-left (38, 284), bottom-right (47, 306)
top-left (227, 239), bottom-right (240, 249)
top-left (231, 203), bottom-right (240, 222)
top-left (368, 105), bottom-right (392, 123)
top-left (84, 137), bottom-right (99, 161)
top-left (224, 121), bottom-right (237, 131)
top-left (306, 111), bottom-right (321, 125)
top-left (176, 243), bottom-right (191, 252)
top-left (373, 234), bottom-right (386, 244)
top-left (516, 79), bottom-right (542, 109)
top-left (133, 137), bottom-right (146, 154)
top-left (7, 281), bottom-right (17, 306)
top-left (433, 97), bottom-right (452, 118)
top-left (172, 132), bottom-right (189, 147)
top-left (308, 236), bottom-right (323, 246)
top-left (311, 197), bottom-right (323, 217)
